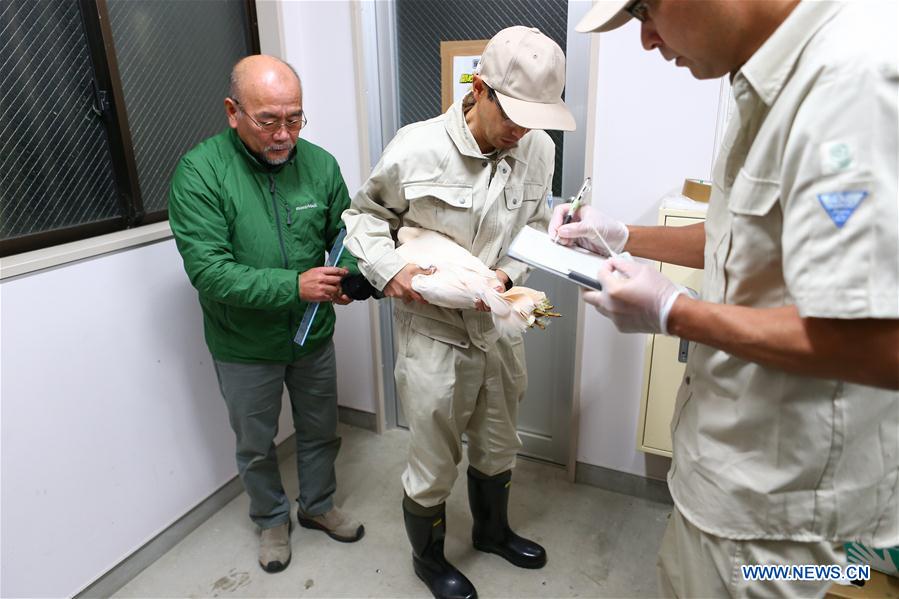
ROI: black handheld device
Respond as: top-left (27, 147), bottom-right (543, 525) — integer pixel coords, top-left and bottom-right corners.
top-left (567, 270), bottom-right (603, 291)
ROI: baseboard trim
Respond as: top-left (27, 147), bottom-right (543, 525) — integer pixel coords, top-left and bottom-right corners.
top-left (76, 435), bottom-right (297, 599)
top-left (574, 461), bottom-right (673, 505)
top-left (338, 405), bottom-right (378, 432)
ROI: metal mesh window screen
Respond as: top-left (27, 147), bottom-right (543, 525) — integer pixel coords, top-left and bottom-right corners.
top-left (395, 0), bottom-right (568, 195)
top-left (105, 0), bottom-right (251, 215)
top-left (0, 1), bottom-right (122, 241)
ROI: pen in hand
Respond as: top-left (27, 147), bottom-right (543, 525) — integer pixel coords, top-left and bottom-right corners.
top-left (562, 194), bottom-right (584, 227)
top-left (554, 176), bottom-right (592, 242)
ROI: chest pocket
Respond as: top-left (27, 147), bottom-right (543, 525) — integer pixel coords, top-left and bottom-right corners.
top-left (723, 169), bottom-right (783, 305)
top-left (503, 183), bottom-right (544, 210)
top-left (728, 170), bottom-right (780, 216)
top-left (286, 190), bottom-right (326, 233)
top-left (504, 185), bottom-right (524, 211)
top-left (499, 183), bottom-right (545, 253)
top-left (404, 183), bottom-right (474, 239)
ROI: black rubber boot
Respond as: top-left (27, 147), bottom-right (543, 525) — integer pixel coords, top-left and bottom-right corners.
top-left (467, 467), bottom-right (547, 569)
top-left (403, 495), bottom-right (478, 599)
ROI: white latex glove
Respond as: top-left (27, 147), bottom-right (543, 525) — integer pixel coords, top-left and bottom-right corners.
top-left (548, 204), bottom-right (629, 257)
top-left (582, 256), bottom-right (683, 335)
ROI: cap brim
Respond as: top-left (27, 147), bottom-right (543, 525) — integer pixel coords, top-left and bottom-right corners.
top-left (576, 1), bottom-right (632, 33)
top-left (495, 91), bottom-right (576, 132)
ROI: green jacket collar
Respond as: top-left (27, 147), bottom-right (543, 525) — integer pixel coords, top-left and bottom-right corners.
top-left (227, 127), bottom-right (297, 173)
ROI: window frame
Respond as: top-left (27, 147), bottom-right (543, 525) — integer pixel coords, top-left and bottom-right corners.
top-left (0, 0), bottom-right (261, 258)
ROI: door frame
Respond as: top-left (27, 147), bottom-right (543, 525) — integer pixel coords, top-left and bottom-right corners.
top-left (351, 0), bottom-right (402, 430)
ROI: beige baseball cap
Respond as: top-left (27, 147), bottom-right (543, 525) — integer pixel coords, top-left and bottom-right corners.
top-left (576, 1), bottom-right (632, 33)
top-left (478, 26), bottom-right (576, 131)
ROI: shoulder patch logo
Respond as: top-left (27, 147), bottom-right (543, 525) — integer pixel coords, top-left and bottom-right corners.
top-left (820, 141), bottom-right (855, 174)
top-left (817, 191), bottom-right (868, 228)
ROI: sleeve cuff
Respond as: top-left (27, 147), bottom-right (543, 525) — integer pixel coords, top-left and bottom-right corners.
top-left (795, 289), bottom-right (899, 319)
top-left (495, 257), bottom-right (530, 287)
top-left (362, 250), bottom-right (407, 291)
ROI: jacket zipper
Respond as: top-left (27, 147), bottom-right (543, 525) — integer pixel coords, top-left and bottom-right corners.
top-left (269, 175), bottom-right (289, 268)
top-left (269, 175), bottom-right (296, 352)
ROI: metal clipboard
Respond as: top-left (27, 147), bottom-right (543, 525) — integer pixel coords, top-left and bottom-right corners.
top-left (293, 228), bottom-right (347, 346)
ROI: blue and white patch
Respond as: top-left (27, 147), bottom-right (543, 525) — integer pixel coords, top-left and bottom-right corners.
top-left (817, 191), bottom-right (868, 228)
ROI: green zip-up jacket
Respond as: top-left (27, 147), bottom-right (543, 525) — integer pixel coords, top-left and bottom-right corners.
top-left (168, 128), bottom-right (357, 363)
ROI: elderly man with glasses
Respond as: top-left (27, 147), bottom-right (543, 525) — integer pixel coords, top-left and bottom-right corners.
top-left (168, 54), bottom-right (364, 574)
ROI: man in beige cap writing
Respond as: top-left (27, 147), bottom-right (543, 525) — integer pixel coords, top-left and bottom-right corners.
top-left (554, 1), bottom-right (898, 597)
top-left (344, 26), bottom-right (575, 599)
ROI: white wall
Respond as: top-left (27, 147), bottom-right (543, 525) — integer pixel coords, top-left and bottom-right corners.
top-left (0, 4), bottom-right (376, 597)
top-left (1, 241), bottom-right (244, 597)
top-left (576, 20), bottom-right (722, 478)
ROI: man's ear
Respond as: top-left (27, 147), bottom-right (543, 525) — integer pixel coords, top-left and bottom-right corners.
top-left (224, 97), bottom-right (239, 129)
top-left (471, 75), bottom-right (486, 100)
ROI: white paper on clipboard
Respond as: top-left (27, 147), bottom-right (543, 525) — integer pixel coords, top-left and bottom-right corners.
top-left (507, 226), bottom-right (607, 289)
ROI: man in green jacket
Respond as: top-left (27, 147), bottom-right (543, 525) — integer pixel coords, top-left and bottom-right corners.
top-left (169, 55), bottom-right (364, 574)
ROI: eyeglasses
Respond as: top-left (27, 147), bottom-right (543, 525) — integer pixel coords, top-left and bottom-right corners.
top-left (625, 0), bottom-right (650, 22)
top-left (231, 98), bottom-right (307, 133)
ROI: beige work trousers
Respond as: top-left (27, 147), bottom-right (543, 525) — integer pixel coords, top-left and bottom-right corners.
top-left (658, 506), bottom-right (845, 598)
top-left (394, 317), bottom-right (527, 508)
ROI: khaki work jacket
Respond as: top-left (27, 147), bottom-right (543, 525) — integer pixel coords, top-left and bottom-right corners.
top-left (670, 0), bottom-right (898, 547)
top-left (343, 94), bottom-right (554, 352)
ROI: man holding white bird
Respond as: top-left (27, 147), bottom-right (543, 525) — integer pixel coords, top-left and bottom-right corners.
top-left (343, 26), bottom-right (575, 599)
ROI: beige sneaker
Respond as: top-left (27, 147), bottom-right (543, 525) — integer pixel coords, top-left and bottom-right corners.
top-left (297, 506), bottom-right (364, 543)
top-left (258, 521), bottom-right (291, 573)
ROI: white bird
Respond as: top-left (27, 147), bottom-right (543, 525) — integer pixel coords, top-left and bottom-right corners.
top-left (395, 227), bottom-right (555, 336)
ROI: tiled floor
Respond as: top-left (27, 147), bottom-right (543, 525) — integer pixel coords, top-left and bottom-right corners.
top-left (115, 425), bottom-right (671, 598)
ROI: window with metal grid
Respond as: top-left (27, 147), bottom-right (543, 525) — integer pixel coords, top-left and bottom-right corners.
top-left (0, 0), bottom-right (258, 257)
top-left (0, 1), bottom-right (123, 251)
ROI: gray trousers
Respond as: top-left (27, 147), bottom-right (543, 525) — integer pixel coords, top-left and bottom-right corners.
top-left (214, 341), bottom-right (340, 529)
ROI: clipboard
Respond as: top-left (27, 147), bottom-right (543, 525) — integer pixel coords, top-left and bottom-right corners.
top-left (507, 226), bottom-right (605, 291)
top-left (294, 228), bottom-right (347, 346)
